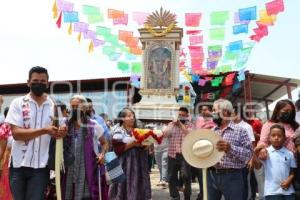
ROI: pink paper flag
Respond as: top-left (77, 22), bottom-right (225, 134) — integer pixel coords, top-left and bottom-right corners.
top-left (113, 14), bottom-right (128, 25)
top-left (92, 39), bottom-right (105, 47)
top-left (186, 30), bottom-right (202, 35)
top-left (198, 79), bottom-right (207, 86)
top-left (189, 35), bottom-right (203, 45)
top-left (266, 0), bottom-right (284, 15)
top-left (185, 13), bottom-right (202, 27)
top-left (57, 0), bottom-right (74, 12)
top-left (132, 12), bottom-right (150, 26)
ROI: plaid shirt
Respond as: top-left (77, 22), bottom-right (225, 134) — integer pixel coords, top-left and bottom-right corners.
top-left (164, 121), bottom-right (193, 158)
top-left (214, 121), bottom-right (253, 169)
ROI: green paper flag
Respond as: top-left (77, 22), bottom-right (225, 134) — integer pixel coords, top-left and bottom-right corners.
top-left (208, 45), bottom-right (222, 52)
top-left (210, 11), bottom-right (229, 25)
top-left (88, 13), bottom-right (104, 24)
top-left (225, 51), bottom-right (238, 60)
top-left (102, 46), bottom-right (116, 56)
top-left (96, 26), bottom-right (111, 36)
top-left (103, 33), bottom-right (119, 45)
top-left (83, 5), bottom-right (100, 15)
top-left (219, 65), bottom-right (232, 73)
top-left (118, 62), bottom-right (130, 71)
top-left (211, 77), bottom-right (223, 87)
top-left (210, 28), bottom-right (225, 41)
top-left (131, 62), bottom-right (142, 73)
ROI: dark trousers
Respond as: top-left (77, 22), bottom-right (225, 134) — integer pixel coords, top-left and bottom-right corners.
top-left (242, 167), bottom-right (249, 200)
top-left (250, 169), bottom-right (258, 200)
top-left (9, 167), bottom-right (49, 200)
top-left (265, 195), bottom-right (295, 200)
top-left (168, 154), bottom-right (192, 200)
top-left (207, 168), bottom-right (244, 200)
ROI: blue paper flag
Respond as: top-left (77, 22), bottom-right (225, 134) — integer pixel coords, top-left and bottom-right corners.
top-left (238, 69), bottom-right (246, 81)
top-left (239, 6), bottom-right (257, 21)
top-left (192, 75), bottom-right (200, 82)
top-left (232, 81), bottom-right (242, 92)
top-left (63, 11), bottom-right (79, 23)
top-left (229, 40), bottom-right (243, 51)
top-left (233, 24), bottom-right (249, 34)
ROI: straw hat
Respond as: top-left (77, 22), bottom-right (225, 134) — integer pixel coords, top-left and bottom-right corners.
top-left (182, 129), bottom-right (224, 168)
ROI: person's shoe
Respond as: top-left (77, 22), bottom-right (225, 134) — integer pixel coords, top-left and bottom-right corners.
top-left (161, 181), bottom-right (168, 189)
top-left (156, 181), bottom-right (162, 186)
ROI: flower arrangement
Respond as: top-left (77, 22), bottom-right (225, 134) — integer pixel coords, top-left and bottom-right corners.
top-left (132, 128), bottom-right (164, 145)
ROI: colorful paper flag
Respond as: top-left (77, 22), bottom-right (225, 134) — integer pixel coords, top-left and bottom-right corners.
top-left (234, 12), bottom-right (250, 24)
top-left (57, 0), bottom-right (74, 12)
top-left (88, 40), bottom-right (94, 53)
top-left (198, 78), bottom-right (207, 86)
top-left (96, 26), bottom-right (111, 36)
top-left (52, 0), bottom-right (58, 19)
top-left (56, 12), bottom-right (62, 28)
top-left (131, 63), bottom-right (142, 73)
top-left (259, 10), bottom-right (277, 25)
top-left (118, 62), bottom-right (130, 71)
top-left (210, 11), bottom-right (229, 25)
top-left (233, 24), bottom-right (248, 34)
top-left (74, 22), bottom-right (89, 32)
top-left (113, 14), bottom-right (128, 25)
top-left (189, 35), bottom-right (203, 45)
top-left (119, 30), bottom-right (133, 42)
top-left (132, 12), bottom-right (149, 26)
top-left (82, 5), bottom-right (100, 15)
top-left (186, 30), bottom-right (202, 35)
top-left (108, 9), bottom-right (124, 19)
top-left (223, 73), bottom-right (236, 86)
top-left (228, 40), bottom-right (243, 51)
top-left (266, 0), bottom-right (284, 15)
top-left (92, 39), bottom-right (105, 47)
top-left (211, 77), bottom-right (223, 87)
top-left (88, 13), bottom-right (104, 24)
top-left (84, 30), bottom-right (96, 40)
top-left (185, 13), bottom-right (202, 27)
top-left (63, 11), bottom-right (79, 23)
top-left (209, 28), bottom-right (225, 41)
top-left (239, 6), bottom-right (257, 21)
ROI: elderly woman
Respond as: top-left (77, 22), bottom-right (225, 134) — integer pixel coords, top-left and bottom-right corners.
top-left (109, 107), bottom-right (151, 200)
top-left (62, 95), bottom-right (109, 200)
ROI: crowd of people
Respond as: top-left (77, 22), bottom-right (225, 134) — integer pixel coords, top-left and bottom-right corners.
top-left (0, 66), bottom-right (300, 200)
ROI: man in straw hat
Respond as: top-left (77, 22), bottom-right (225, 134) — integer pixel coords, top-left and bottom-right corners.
top-left (207, 99), bottom-right (253, 200)
top-left (164, 107), bottom-right (193, 200)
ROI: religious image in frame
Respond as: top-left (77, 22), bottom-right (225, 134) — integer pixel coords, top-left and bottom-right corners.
top-left (147, 47), bottom-right (172, 89)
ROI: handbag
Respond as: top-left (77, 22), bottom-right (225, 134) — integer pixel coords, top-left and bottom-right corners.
top-left (104, 151), bottom-right (125, 185)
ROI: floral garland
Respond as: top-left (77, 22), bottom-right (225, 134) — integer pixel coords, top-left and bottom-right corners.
top-left (144, 23), bottom-right (175, 37)
top-left (132, 128), bottom-right (164, 144)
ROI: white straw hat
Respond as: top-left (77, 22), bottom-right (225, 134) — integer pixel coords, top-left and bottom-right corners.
top-left (182, 129), bottom-right (224, 168)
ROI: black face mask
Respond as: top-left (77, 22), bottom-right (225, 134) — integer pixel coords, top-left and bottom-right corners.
top-left (180, 119), bottom-right (187, 124)
top-left (30, 83), bottom-right (47, 97)
top-left (279, 112), bottom-right (291, 123)
top-left (212, 112), bottom-right (222, 127)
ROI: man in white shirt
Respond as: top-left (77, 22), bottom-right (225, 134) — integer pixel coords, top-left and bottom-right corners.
top-left (5, 66), bottom-right (67, 200)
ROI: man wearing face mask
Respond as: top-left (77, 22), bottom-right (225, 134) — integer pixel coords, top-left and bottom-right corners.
top-left (5, 66), bottom-right (67, 200)
top-left (164, 107), bottom-right (193, 200)
top-left (207, 99), bottom-right (253, 200)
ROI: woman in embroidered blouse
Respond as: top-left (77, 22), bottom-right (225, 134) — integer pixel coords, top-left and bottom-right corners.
top-left (0, 107), bottom-right (13, 200)
top-left (109, 107), bottom-right (151, 200)
top-left (256, 99), bottom-right (299, 158)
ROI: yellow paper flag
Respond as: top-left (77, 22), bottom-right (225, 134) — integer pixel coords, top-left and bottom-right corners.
top-left (68, 23), bottom-right (72, 35)
top-left (88, 40), bottom-right (94, 53)
top-left (77, 32), bottom-right (82, 43)
top-left (52, 0), bottom-right (58, 19)
top-left (259, 10), bottom-right (277, 25)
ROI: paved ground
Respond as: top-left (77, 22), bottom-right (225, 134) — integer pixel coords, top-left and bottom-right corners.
top-left (150, 167), bottom-right (199, 200)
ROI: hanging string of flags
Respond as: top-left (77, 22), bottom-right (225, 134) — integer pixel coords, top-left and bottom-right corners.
top-left (52, 0), bottom-right (285, 87)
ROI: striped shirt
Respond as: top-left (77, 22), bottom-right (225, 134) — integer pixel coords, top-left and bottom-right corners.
top-left (164, 121), bottom-right (193, 158)
top-left (214, 121), bottom-right (253, 169)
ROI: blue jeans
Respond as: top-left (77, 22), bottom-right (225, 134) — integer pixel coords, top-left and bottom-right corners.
top-left (9, 167), bottom-right (49, 200)
top-left (265, 195), bottom-right (295, 200)
top-left (154, 150), bottom-right (168, 182)
top-left (207, 168), bottom-right (244, 200)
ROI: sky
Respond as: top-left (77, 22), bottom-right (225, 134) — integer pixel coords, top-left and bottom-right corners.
top-left (0, 0), bottom-right (299, 87)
